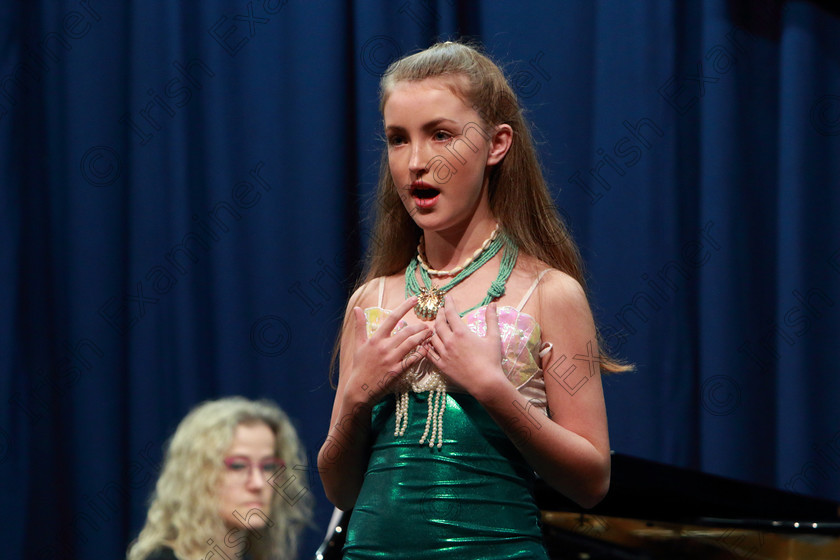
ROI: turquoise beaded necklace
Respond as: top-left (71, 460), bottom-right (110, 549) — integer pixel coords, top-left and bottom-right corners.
top-left (405, 231), bottom-right (519, 319)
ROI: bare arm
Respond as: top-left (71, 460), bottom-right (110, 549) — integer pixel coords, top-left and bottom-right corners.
top-left (318, 290), bottom-right (431, 510)
top-left (426, 272), bottom-right (610, 508)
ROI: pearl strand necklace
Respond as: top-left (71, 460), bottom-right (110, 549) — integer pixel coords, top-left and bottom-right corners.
top-left (396, 229), bottom-right (519, 448)
top-left (394, 367), bottom-right (448, 448)
top-left (417, 223), bottom-right (500, 277)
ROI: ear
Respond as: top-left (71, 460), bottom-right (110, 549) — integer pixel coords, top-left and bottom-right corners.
top-left (486, 124), bottom-right (513, 166)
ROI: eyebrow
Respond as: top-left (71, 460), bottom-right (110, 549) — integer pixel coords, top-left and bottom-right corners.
top-left (385, 117), bottom-right (460, 133)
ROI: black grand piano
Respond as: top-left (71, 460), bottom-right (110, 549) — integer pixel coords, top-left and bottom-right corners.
top-left (315, 452), bottom-right (840, 559)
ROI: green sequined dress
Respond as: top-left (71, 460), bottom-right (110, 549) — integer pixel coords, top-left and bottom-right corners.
top-left (343, 297), bottom-right (551, 559)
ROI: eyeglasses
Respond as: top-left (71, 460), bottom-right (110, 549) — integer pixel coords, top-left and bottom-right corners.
top-left (223, 456), bottom-right (285, 480)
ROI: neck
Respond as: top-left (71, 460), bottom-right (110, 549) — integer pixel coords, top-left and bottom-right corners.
top-left (422, 215), bottom-right (498, 271)
top-left (210, 528), bottom-right (251, 559)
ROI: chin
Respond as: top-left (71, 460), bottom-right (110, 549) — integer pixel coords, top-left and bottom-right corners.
top-left (411, 213), bottom-right (451, 230)
top-left (220, 505), bottom-right (272, 532)
top-left (245, 518), bottom-right (267, 530)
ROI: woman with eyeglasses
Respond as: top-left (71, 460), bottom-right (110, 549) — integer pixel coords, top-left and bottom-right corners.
top-left (127, 397), bottom-right (312, 560)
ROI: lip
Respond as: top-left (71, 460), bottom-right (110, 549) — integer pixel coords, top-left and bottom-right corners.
top-left (411, 180), bottom-right (435, 189)
top-left (409, 180), bottom-right (440, 209)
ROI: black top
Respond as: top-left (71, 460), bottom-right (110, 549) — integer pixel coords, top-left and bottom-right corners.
top-left (143, 547), bottom-right (178, 560)
top-left (143, 545), bottom-right (255, 560)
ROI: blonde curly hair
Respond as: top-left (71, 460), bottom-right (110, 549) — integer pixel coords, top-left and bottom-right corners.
top-left (127, 397), bottom-right (312, 560)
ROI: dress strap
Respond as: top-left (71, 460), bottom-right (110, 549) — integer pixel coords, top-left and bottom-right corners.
top-left (538, 341), bottom-right (554, 358)
top-left (377, 276), bottom-right (386, 308)
top-left (515, 269), bottom-right (552, 311)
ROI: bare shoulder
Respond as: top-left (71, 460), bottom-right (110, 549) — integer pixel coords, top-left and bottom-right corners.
top-left (538, 269), bottom-right (588, 309)
top-left (513, 255), bottom-right (588, 309)
top-left (338, 279), bottom-right (381, 349)
top-left (347, 270), bottom-right (411, 312)
top-left (524, 265), bottom-right (594, 330)
top-left (346, 277), bottom-right (381, 313)
top-left (526, 269), bottom-right (600, 381)
top-left (381, 269), bottom-right (411, 310)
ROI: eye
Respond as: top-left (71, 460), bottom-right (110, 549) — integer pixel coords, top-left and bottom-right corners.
top-left (261, 459), bottom-right (284, 473)
top-left (433, 130), bottom-right (453, 142)
top-left (387, 134), bottom-right (406, 147)
top-left (225, 459), bottom-right (248, 471)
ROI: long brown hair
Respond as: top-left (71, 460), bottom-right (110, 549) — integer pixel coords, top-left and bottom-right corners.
top-left (336, 41), bottom-right (629, 375)
top-left (368, 41), bottom-right (582, 283)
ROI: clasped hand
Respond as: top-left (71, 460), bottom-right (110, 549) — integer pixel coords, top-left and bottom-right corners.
top-left (424, 296), bottom-right (506, 396)
top-left (349, 295), bottom-right (505, 404)
top-left (349, 296), bottom-right (431, 404)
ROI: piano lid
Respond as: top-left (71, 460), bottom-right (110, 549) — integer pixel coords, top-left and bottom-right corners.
top-left (536, 453), bottom-right (840, 559)
top-left (536, 452), bottom-right (840, 533)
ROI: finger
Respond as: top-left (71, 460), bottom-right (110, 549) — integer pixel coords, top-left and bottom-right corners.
top-left (390, 322), bottom-right (430, 346)
top-left (376, 295), bottom-right (418, 336)
top-left (400, 344), bottom-right (427, 370)
top-left (442, 295), bottom-right (462, 331)
top-left (435, 304), bottom-right (451, 340)
top-left (396, 331), bottom-right (431, 369)
top-left (353, 306), bottom-right (368, 345)
top-left (425, 339), bottom-right (440, 363)
top-left (426, 335), bottom-right (443, 363)
top-left (485, 302), bottom-right (501, 340)
top-left (395, 327), bottom-right (432, 356)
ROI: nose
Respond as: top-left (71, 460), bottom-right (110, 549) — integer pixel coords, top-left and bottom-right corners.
top-left (245, 465), bottom-right (267, 489)
top-left (408, 141), bottom-right (430, 177)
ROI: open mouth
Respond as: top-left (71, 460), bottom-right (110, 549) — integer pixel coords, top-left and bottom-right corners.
top-left (410, 184), bottom-right (440, 209)
top-left (412, 187), bottom-right (440, 199)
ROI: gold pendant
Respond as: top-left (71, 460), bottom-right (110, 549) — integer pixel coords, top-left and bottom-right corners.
top-left (415, 286), bottom-right (444, 320)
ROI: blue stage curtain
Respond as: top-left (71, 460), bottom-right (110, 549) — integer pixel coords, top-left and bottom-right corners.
top-left (1, 1), bottom-right (838, 558)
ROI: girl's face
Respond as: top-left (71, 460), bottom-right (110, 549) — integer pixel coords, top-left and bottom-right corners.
top-left (383, 77), bottom-right (508, 234)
